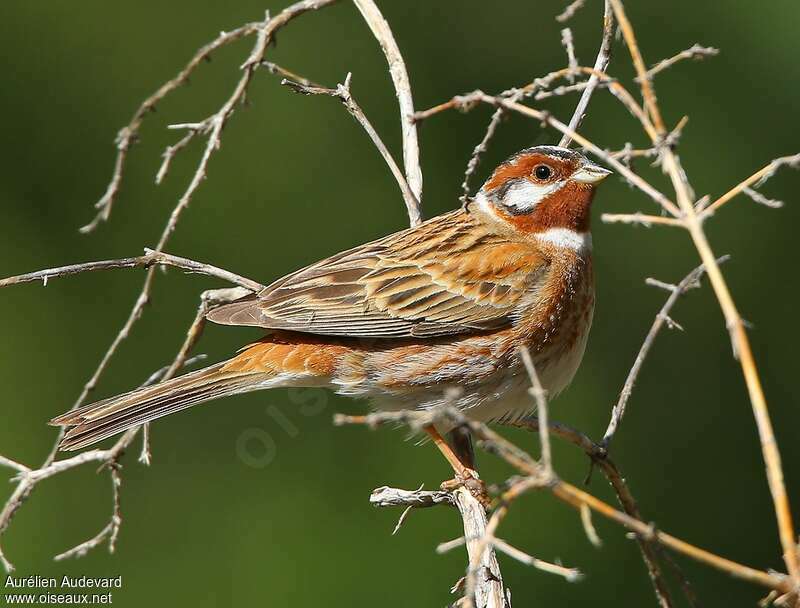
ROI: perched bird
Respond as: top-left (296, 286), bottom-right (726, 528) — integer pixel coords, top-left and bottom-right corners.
top-left (51, 145), bottom-right (610, 488)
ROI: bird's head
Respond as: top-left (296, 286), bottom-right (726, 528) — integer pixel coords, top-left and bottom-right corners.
top-left (473, 145), bottom-right (611, 248)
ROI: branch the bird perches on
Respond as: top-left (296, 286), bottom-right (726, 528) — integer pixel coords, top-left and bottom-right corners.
top-left (1, 1), bottom-right (798, 606)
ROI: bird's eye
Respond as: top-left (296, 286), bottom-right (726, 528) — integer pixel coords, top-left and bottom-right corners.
top-left (534, 164), bottom-right (553, 180)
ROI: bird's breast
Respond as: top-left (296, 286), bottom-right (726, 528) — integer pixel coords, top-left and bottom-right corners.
top-left (508, 253), bottom-right (595, 396)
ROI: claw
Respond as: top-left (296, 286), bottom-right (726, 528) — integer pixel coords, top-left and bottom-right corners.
top-left (441, 468), bottom-right (491, 509)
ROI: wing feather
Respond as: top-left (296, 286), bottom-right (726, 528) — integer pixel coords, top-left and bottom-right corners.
top-left (207, 210), bottom-right (547, 338)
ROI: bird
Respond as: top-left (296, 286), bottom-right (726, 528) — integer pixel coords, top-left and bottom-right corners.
top-left (50, 145), bottom-right (610, 493)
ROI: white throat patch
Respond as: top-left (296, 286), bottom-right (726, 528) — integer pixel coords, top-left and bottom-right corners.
top-left (535, 228), bottom-right (592, 253)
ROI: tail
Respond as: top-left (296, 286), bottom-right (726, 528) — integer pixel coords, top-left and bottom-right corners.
top-left (50, 363), bottom-right (267, 451)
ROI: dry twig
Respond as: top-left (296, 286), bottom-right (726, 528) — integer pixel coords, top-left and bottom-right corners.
top-left (282, 74), bottom-right (421, 225)
top-left (701, 154), bottom-right (800, 218)
top-left (1, 1), bottom-right (342, 573)
top-left (560, 0), bottom-right (615, 147)
top-left (83, 0), bottom-right (340, 233)
top-left (0, 253), bottom-right (262, 572)
top-left (517, 347), bottom-right (553, 476)
top-left (561, 28), bottom-right (579, 83)
top-left (0, 249), bottom-right (263, 292)
top-left (3, 1), bottom-right (799, 605)
top-left (609, 0), bottom-right (800, 588)
top-left (638, 44), bottom-right (719, 81)
top-left (352, 0), bottom-right (423, 220)
top-left (602, 260), bottom-right (720, 447)
top-left (556, 0), bottom-right (587, 23)
top-left (339, 407), bottom-right (793, 597)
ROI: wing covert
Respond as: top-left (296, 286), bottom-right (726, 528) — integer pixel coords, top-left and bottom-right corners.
top-left (207, 210), bottom-right (547, 338)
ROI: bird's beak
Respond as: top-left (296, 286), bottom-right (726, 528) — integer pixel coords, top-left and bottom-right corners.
top-left (572, 161), bottom-right (612, 184)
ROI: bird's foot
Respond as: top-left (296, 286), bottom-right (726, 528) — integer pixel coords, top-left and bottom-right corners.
top-left (441, 468), bottom-right (491, 509)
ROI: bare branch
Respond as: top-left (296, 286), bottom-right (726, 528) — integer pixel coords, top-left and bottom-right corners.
top-left (638, 44), bottom-right (719, 81)
top-left (453, 488), bottom-right (510, 608)
top-left (556, 0), bottom-right (587, 23)
top-left (560, 28), bottom-right (579, 83)
top-left (507, 416), bottom-right (674, 607)
top-left (155, 131), bottom-right (196, 185)
top-left (610, 0), bottom-right (800, 584)
top-left (0, 249), bottom-right (263, 292)
top-left (343, 408), bottom-right (792, 595)
top-left (608, 0), bottom-right (666, 133)
top-left (602, 260), bottom-right (719, 447)
top-left (493, 536), bottom-right (582, 581)
top-left (352, 0), bottom-right (423, 219)
top-left (580, 504), bottom-right (602, 548)
top-left (82, 0), bottom-right (340, 232)
top-left (601, 212), bottom-right (685, 228)
top-left (560, 0), bottom-right (614, 147)
top-left (518, 347), bottom-right (553, 475)
top-left (0, 281), bottom-right (245, 571)
top-left (282, 74), bottom-right (421, 226)
top-left (55, 465), bottom-right (122, 561)
top-left (458, 100), bottom-right (516, 207)
top-left (0, 457), bottom-right (30, 475)
top-left (260, 60), bottom-right (324, 88)
top-left (702, 154), bottom-right (800, 218)
top-left (369, 486), bottom-right (453, 509)
top-left (534, 79), bottom-right (608, 101)
top-left (743, 186), bottom-right (785, 209)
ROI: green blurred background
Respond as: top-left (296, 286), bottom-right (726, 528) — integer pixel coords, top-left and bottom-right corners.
top-left (1, 1), bottom-right (798, 606)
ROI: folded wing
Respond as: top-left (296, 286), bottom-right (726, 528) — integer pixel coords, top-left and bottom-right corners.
top-left (207, 210), bottom-right (547, 338)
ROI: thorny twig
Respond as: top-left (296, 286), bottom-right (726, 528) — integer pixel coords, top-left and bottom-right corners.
top-left (517, 347), bottom-right (553, 476)
top-left (559, 0), bottom-right (614, 147)
top-left (282, 74), bottom-right (421, 225)
top-left (260, 60), bottom-right (324, 89)
top-left (637, 43), bottom-right (719, 82)
top-left (0, 249), bottom-right (264, 292)
top-left (0, 253), bottom-right (258, 569)
top-left (561, 28), bottom-right (579, 83)
top-left (609, 0), bottom-right (800, 590)
top-left (54, 465), bottom-right (122, 562)
top-left (458, 0), bottom-right (615, 202)
top-left (509, 416), bottom-right (675, 605)
top-left (600, 212), bottom-right (685, 228)
top-left (0, 353), bottom-right (208, 571)
top-left (556, 0), bottom-right (587, 23)
top-left (337, 408), bottom-right (793, 597)
top-left (352, 0), bottom-right (423, 221)
top-left (0, 0), bottom-right (338, 573)
top-left (602, 260), bottom-right (722, 448)
top-left (83, 0), bottom-right (341, 233)
top-left (701, 153), bottom-right (800, 218)
top-left (2, 0), bottom-right (799, 605)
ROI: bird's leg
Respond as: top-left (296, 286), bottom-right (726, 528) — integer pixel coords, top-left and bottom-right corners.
top-left (448, 426), bottom-right (476, 470)
top-left (424, 425), bottom-right (490, 508)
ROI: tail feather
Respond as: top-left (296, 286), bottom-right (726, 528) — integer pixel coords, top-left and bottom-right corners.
top-left (50, 363), bottom-right (267, 451)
